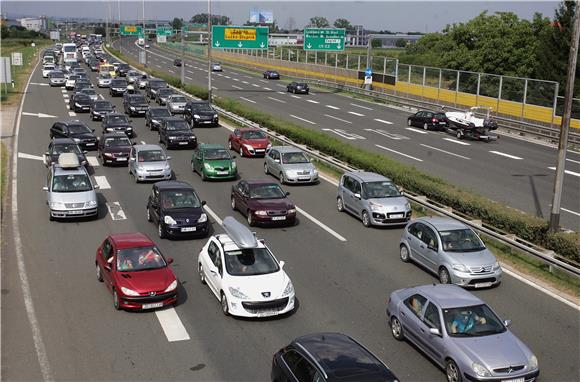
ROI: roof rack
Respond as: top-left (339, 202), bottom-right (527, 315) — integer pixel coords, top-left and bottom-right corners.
top-left (57, 153), bottom-right (80, 168)
top-left (222, 216), bottom-right (259, 249)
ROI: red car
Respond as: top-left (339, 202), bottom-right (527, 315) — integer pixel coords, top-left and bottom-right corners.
top-left (231, 179), bottom-right (296, 226)
top-left (228, 128), bottom-right (271, 157)
top-left (95, 233), bottom-right (178, 310)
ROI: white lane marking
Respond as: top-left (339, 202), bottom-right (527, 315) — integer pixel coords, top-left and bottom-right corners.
top-left (276, 84), bottom-right (286, 88)
top-left (562, 207), bottom-right (580, 217)
top-left (306, 99), bottom-right (319, 104)
top-left (140, 141), bottom-right (146, 145)
top-left (443, 138), bottom-right (471, 146)
top-left (30, 82), bottom-right (49, 86)
top-left (186, 76), bottom-right (193, 80)
top-left (547, 167), bottom-right (580, 178)
top-left (405, 127), bottom-right (428, 134)
top-left (64, 100), bottom-right (70, 104)
top-left (296, 206), bottom-right (347, 242)
top-left (290, 95), bottom-right (301, 99)
top-left (233, 78), bottom-right (240, 82)
top-left (489, 151), bottom-right (523, 160)
top-left (232, 85), bottom-right (243, 90)
top-left (212, 86), bottom-right (218, 90)
top-left (420, 144), bottom-right (471, 160)
top-left (155, 64), bottom-right (162, 68)
top-left (365, 129), bottom-right (409, 140)
top-left (87, 156), bottom-right (100, 167)
top-left (62, 94), bottom-right (69, 98)
top-left (93, 176), bottom-right (111, 189)
top-left (105, 202), bottom-right (127, 221)
top-left (374, 118), bottom-right (393, 125)
top-left (326, 105), bottom-right (340, 110)
top-left (322, 129), bottom-right (365, 140)
top-left (263, 87), bottom-right (272, 91)
top-left (290, 114), bottom-right (316, 125)
top-left (566, 158), bottom-right (580, 165)
top-left (376, 144), bottom-right (423, 162)
top-left (277, 91), bottom-right (286, 95)
top-left (309, 92), bottom-right (317, 95)
top-left (203, 205), bottom-right (223, 226)
top-left (224, 75), bottom-right (231, 79)
top-left (259, 79), bottom-right (268, 83)
top-left (268, 96), bottom-right (286, 103)
top-left (68, 111), bottom-right (76, 117)
top-left (155, 308), bottom-right (191, 342)
top-left (251, 83), bottom-right (260, 87)
top-left (348, 111), bottom-right (365, 117)
top-left (350, 103), bottom-right (373, 110)
top-left (60, 88), bottom-right (67, 92)
top-left (324, 114), bottom-right (352, 124)
top-left (240, 97), bottom-right (256, 104)
top-left (18, 152), bottom-right (44, 161)
top-left (168, 69), bottom-right (175, 74)
top-left (241, 81), bottom-right (249, 84)
top-left (216, 73), bottom-right (223, 77)
top-left (98, 94), bottom-right (105, 100)
top-left (22, 112), bottom-right (56, 118)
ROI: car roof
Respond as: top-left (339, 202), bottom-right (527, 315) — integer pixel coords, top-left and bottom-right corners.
top-left (134, 144), bottom-right (163, 151)
top-left (61, 120), bottom-right (88, 126)
top-left (106, 112), bottom-right (126, 117)
top-left (413, 284), bottom-right (483, 309)
top-left (163, 117), bottom-right (186, 122)
top-left (344, 171), bottom-right (391, 183)
top-left (102, 132), bottom-right (128, 139)
top-left (200, 143), bottom-right (226, 150)
top-left (271, 146), bottom-right (303, 154)
top-left (51, 138), bottom-right (77, 144)
top-left (243, 179), bottom-right (279, 186)
top-left (52, 163), bottom-right (87, 176)
top-left (154, 181), bottom-right (193, 191)
top-left (417, 216), bottom-right (467, 231)
top-left (109, 233), bottom-right (154, 249)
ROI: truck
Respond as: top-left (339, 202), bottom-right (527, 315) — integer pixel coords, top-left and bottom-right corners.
top-left (137, 37), bottom-right (145, 46)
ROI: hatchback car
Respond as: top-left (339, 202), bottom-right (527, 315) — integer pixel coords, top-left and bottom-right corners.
top-left (97, 73), bottom-right (112, 88)
top-left (407, 110), bottom-right (448, 131)
top-left (146, 107), bottom-right (172, 131)
top-left (101, 113), bottom-right (134, 137)
top-left (211, 62), bottom-right (222, 72)
top-left (228, 128), bottom-right (271, 157)
top-left (264, 146), bottom-right (318, 184)
top-left (145, 78), bottom-right (168, 99)
top-left (231, 179), bottom-right (296, 226)
top-left (109, 78), bottom-right (128, 96)
top-left (198, 217), bottom-right (295, 317)
top-left (95, 233), bottom-right (178, 310)
top-left (191, 144), bottom-right (237, 181)
top-left (272, 333), bottom-right (399, 382)
top-left (69, 93), bottom-right (93, 113)
top-left (43, 138), bottom-right (87, 168)
top-left (49, 121), bottom-right (97, 150)
top-left (387, 284), bottom-right (539, 382)
top-left (337, 171), bottom-right (411, 227)
top-left (263, 70), bottom-right (280, 79)
top-left (98, 132), bottom-right (132, 166)
top-left (128, 144), bottom-right (172, 183)
top-left (159, 117), bottom-right (197, 149)
top-left (287, 82), bottom-right (309, 94)
top-left (146, 181), bottom-right (209, 239)
top-left (400, 217), bottom-right (502, 287)
top-left (90, 100), bottom-right (115, 121)
top-left (123, 94), bottom-right (149, 116)
top-left (184, 101), bottom-right (219, 127)
top-left (155, 88), bottom-right (175, 106)
top-left (48, 71), bottom-right (66, 86)
top-left (166, 94), bottom-right (188, 115)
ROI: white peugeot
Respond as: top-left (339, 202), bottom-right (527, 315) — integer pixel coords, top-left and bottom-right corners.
top-left (197, 217), bottom-right (295, 318)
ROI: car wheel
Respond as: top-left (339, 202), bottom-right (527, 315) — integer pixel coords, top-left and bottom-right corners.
top-left (158, 222), bottom-right (166, 239)
top-left (390, 316), bottom-right (404, 341)
top-left (231, 197), bottom-right (237, 211)
top-left (264, 163), bottom-right (269, 174)
top-left (337, 197), bottom-right (344, 212)
top-left (199, 264), bottom-right (206, 285)
top-left (146, 206), bottom-right (151, 222)
top-left (362, 210), bottom-right (371, 227)
top-left (48, 211), bottom-right (54, 221)
top-left (247, 211), bottom-right (255, 226)
top-left (239, 147), bottom-right (244, 157)
top-left (446, 360), bottom-right (462, 382)
top-left (113, 289), bottom-right (121, 310)
top-left (456, 130), bottom-right (463, 140)
top-left (228, 140), bottom-right (233, 150)
top-left (439, 267), bottom-right (451, 284)
top-left (221, 292), bottom-right (229, 316)
top-left (96, 263), bottom-right (103, 282)
top-left (423, 123), bottom-right (429, 130)
top-left (407, 119), bottom-right (412, 126)
top-left (201, 170), bottom-right (207, 181)
top-left (400, 245), bottom-right (410, 262)
top-left (279, 172), bottom-right (285, 184)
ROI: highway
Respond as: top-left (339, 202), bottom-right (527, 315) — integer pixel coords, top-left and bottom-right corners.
top-left (2, 48), bottom-right (579, 382)
top-left (115, 38), bottom-right (580, 231)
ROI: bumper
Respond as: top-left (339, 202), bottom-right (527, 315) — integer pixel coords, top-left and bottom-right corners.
top-left (79, 141), bottom-right (97, 150)
top-left (464, 369), bottom-right (539, 382)
top-left (284, 174), bottom-right (319, 184)
top-left (50, 208), bottom-right (98, 219)
top-left (243, 147), bottom-right (268, 157)
top-left (193, 118), bottom-right (219, 127)
top-left (110, 89), bottom-right (126, 96)
top-left (203, 169), bottom-right (237, 180)
top-left (136, 171), bottom-right (172, 181)
top-left (118, 291), bottom-right (177, 310)
top-left (227, 295), bottom-right (294, 318)
top-left (451, 269), bottom-right (503, 288)
top-left (50, 81), bottom-right (65, 86)
top-left (128, 109), bottom-right (147, 116)
top-left (370, 210), bottom-right (412, 226)
top-left (164, 222), bottom-right (209, 237)
top-left (101, 155), bottom-right (129, 165)
top-left (251, 212), bottom-right (296, 225)
top-left (166, 139), bottom-right (197, 148)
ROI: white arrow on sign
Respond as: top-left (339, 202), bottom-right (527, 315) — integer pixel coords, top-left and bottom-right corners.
top-left (306, 43), bottom-right (312, 49)
top-left (237, 42), bottom-right (243, 48)
top-left (337, 44), bottom-right (342, 50)
top-left (215, 41), bottom-right (220, 47)
top-left (22, 112), bottom-right (57, 118)
top-left (260, 42), bottom-right (265, 48)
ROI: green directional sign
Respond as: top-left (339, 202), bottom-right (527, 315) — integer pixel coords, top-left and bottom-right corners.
top-left (303, 28), bottom-right (346, 51)
top-left (119, 24), bottom-right (143, 36)
top-left (211, 25), bottom-right (268, 49)
top-left (156, 26), bottom-right (173, 36)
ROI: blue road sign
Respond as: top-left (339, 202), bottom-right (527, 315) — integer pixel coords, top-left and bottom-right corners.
top-left (365, 68), bottom-right (373, 77)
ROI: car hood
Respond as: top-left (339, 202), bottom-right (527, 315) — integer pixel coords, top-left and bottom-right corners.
top-left (193, 110), bottom-right (216, 117)
top-left (75, 99), bottom-right (92, 106)
top-left (49, 190), bottom-right (96, 204)
top-left (247, 198), bottom-right (294, 210)
top-left (204, 159), bottom-right (233, 168)
top-left (281, 163), bottom-right (316, 172)
top-left (169, 102), bottom-right (187, 107)
top-left (163, 207), bottom-right (204, 222)
top-left (103, 146), bottom-right (131, 154)
top-left (242, 138), bottom-right (269, 148)
top-left (228, 270), bottom-right (289, 300)
top-left (105, 122), bottom-right (132, 128)
top-left (368, 196), bottom-right (409, 212)
top-left (116, 267), bottom-right (175, 294)
top-left (129, 102), bottom-right (148, 108)
top-left (445, 249), bottom-right (497, 268)
top-left (136, 161), bottom-right (169, 170)
top-left (167, 130), bottom-right (195, 137)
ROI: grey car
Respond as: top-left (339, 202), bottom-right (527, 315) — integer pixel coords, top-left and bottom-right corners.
top-left (48, 71), bottom-right (66, 86)
top-left (166, 94), bottom-right (187, 114)
top-left (387, 284), bottom-right (539, 382)
top-left (264, 146), bottom-right (319, 184)
top-left (337, 171), bottom-right (411, 227)
top-left (400, 217), bottom-right (502, 288)
top-left (128, 144), bottom-right (172, 183)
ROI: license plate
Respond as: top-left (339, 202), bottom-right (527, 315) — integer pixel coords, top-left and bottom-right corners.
top-left (178, 142), bottom-right (188, 145)
top-left (217, 171), bottom-right (229, 175)
top-left (475, 282), bottom-right (493, 288)
top-left (502, 378), bottom-right (524, 382)
top-left (68, 210), bottom-right (83, 215)
top-left (203, 121), bottom-right (212, 124)
top-left (391, 213), bottom-right (404, 218)
top-left (142, 302), bottom-right (163, 309)
top-left (479, 136), bottom-right (489, 139)
top-left (85, 143), bottom-right (95, 146)
top-left (255, 310), bottom-right (278, 317)
top-left (181, 227), bottom-right (196, 232)
top-left (439, 122), bottom-right (446, 125)
top-left (271, 216), bottom-right (286, 221)
top-left (255, 149), bottom-right (265, 152)
top-left (116, 157), bottom-right (127, 161)
top-left (298, 176), bottom-right (311, 180)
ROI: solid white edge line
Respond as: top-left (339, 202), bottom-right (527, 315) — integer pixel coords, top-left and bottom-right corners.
top-left (347, 111), bottom-right (365, 117)
top-left (203, 205), bottom-right (223, 226)
top-left (420, 144), bottom-right (471, 160)
top-left (374, 118), bottom-right (393, 125)
top-left (155, 308), bottom-right (191, 342)
top-left (405, 127), bottom-right (428, 134)
top-left (561, 207), bottom-right (580, 217)
top-left (350, 103), bottom-right (373, 110)
top-left (11, 57), bottom-right (54, 381)
top-left (240, 97), bottom-right (256, 104)
top-left (295, 207), bottom-right (347, 242)
top-left (375, 144), bottom-right (423, 162)
top-left (443, 138), bottom-right (471, 146)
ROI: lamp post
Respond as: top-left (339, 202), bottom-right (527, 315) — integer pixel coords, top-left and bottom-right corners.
top-left (207, 0), bottom-right (212, 104)
top-left (181, 29), bottom-right (186, 86)
top-left (142, 0), bottom-right (147, 67)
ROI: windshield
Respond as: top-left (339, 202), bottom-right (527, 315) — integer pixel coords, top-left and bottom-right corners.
top-left (443, 304), bottom-right (506, 337)
top-left (193, 104), bottom-right (213, 112)
top-left (63, 46), bottom-right (75, 52)
top-left (282, 152), bottom-right (309, 164)
top-left (100, 73), bottom-right (111, 79)
top-left (165, 120), bottom-right (189, 131)
top-left (249, 183), bottom-right (286, 199)
top-left (363, 181), bottom-right (400, 199)
top-left (50, 72), bottom-right (64, 78)
top-left (119, 64), bottom-right (129, 69)
top-left (439, 229), bottom-right (486, 252)
top-left (130, 96), bottom-right (147, 103)
top-left (94, 102), bottom-right (112, 110)
top-left (204, 148), bottom-right (230, 160)
top-left (44, 65), bottom-right (55, 70)
top-left (150, 109), bottom-right (171, 117)
top-left (111, 80), bottom-right (127, 87)
top-left (69, 75), bottom-right (79, 81)
top-left (117, 246), bottom-right (166, 272)
top-left (68, 124), bottom-right (91, 134)
top-left (150, 80), bottom-right (166, 89)
top-left (158, 88), bottom-right (173, 96)
top-left (52, 174), bottom-right (92, 192)
top-left (81, 90), bottom-right (96, 96)
top-left (138, 150), bottom-right (165, 162)
top-left (52, 144), bottom-right (82, 155)
top-left (241, 130), bottom-right (266, 140)
top-left (224, 247), bottom-right (280, 276)
top-left (170, 96), bottom-right (186, 103)
top-left (161, 190), bottom-right (201, 209)
top-left (108, 115), bottom-right (129, 124)
top-left (127, 71), bottom-right (139, 77)
top-left (104, 136), bottom-right (131, 147)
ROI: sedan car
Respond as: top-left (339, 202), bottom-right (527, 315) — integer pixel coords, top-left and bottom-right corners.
top-left (109, 78), bottom-right (128, 96)
top-left (95, 233), bottom-right (178, 310)
top-left (90, 100), bottom-right (115, 121)
top-left (191, 144), bottom-right (237, 181)
top-left (159, 117), bottom-right (197, 149)
top-left (48, 71), bottom-right (66, 86)
top-left (228, 128), bottom-right (271, 157)
top-left (101, 113), bottom-right (134, 137)
top-left (264, 146), bottom-right (318, 184)
top-left (69, 93), bottom-right (93, 113)
top-left (407, 110), bottom-right (449, 131)
top-left (387, 284), bottom-right (539, 382)
top-left (128, 144), bottom-right (172, 183)
top-left (97, 73), bottom-right (113, 88)
top-left (400, 217), bottom-right (502, 287)
top-left (166, 94), bottom-right (188, 115)
top-left (146, 181), bottom-right (209, 239)
top-left (211, 62), bottom-right (222, 72)
top-left (184, 101), bottom-right (219, 127)
top-left (43, 138), bottom-right (87, 168)
top-left (145, 107), bottom-right (172, 131)
top-left (117, 63), bottom-right (131, 77)
top-left (78, 88), bottom-right (99, 103)
top-left (173, 58), bottom-right (182, 66)
top-left (263, 70), bottom-right (280, 79)
top-left (231, 179), bottom-right (296, 226)
top-left (42, 64), bottom-right (56, 78)
top-left (287, 82), bottom-right (309, 94)
top-left (155, 87), bottom-right (175, 106)
top-left (198, 216), bottom-right (295, 317)
top-left (97, 132), bottom-right (132, 166)
top-left (50, 121), bottom-right (98, 150)
top-left (123, 94), bottom-right (149, 117)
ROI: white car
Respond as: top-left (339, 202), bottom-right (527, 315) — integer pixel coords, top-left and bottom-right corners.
top-left (197, 217), bottom-right (295, 318)
top-left (211, 63), bottom-right (222, 72)
top-left (42, 64), bottom-right (56, 78)
top-left (65, 76), bottom-right (78, 90)
top-left (138, 74), bottom-right (149, 89)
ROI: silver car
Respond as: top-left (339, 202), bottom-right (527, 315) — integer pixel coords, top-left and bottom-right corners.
top-left (138, 74), bottom-right (149, 89)
top-left (97, 73), bottom-right (112, 88)
top-left (387, 284), bottom-right (539, 382)
top-left (128, 144), bottom-right (172, 183)
top-left (337, 171), bottom-right (411, 227)
top-left (48, 71), bottom-right (66, 87)
top-left (400, 217), bottom-right (502, 287)
top-left (166, 94), bottom-right (187, 114)
top-left (264, 146), bottom-right (318, 184)
top-left (126, 70), bottom-right (141, 84)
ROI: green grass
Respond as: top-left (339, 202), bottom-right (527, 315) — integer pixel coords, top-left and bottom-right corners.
top-left (0, 142), bottom-right (8, 207)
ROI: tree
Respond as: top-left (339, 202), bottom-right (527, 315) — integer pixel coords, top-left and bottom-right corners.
top-left (94, 26), bottom-right (106, 37)
top-left (171, 17), bottom-right (183, 31)
top-left (308, 16), bottom-right (329, 28)
top-left (190, 13), bottom-right (231, 26)
top-left (333, 18), bottom-right (352, 31)
top-left (395, 38), bottom-right (407, 48)
top-left (371, 38), bottom-right (382, 48)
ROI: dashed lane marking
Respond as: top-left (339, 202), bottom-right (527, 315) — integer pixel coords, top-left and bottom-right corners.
top-left (547, 167), bottom-right (580, 178)
top-left (296, 206), bottom-right (347, 242)
top-left (267, 96), bottom-right (286, 103)
top-left (306, 99), bottom-right (320, 104)
top-left (105, 202), bottom-right (127, 221)
top-left (489, 151), bottom-right (523, 160)
top-left (263, 87), bottom-right (272, 91)
top-left (251, 83), bottom-right (260, 87)
top-left (376, 144), bottom-right (423, 162)
top-left (405, 127), bottom-right (428, 134)
top-left (562, 208), bottom-right (580, 217)
top-left (350, 103), bottom-right (373, 110)
top-left (240, 97), bottom-right (256, 104)
top-left (290, 114), bottom-right (316, 125)
top-left (443, 138), bottom-right (471, 146)
top-left (87, 156), bottom-right (100, 167)
top-left (374, 118), bottom-right (393, 125)
top-left (348, 111), bottom-right (365, 117)
top-left (420, 144), bottom-right (471, 160)
top-left (68, 111), bottom-right (76, 117)
top-left (326, 105), bottom-right (340, 110)
top-left (93, 176), bottom-right (111, 189)
top-left (324, 114), bottom-right (352, 124)
top-left (155, 308), bottom-right (191, 342)
top-left (232, 85), bottom-right (243, 90)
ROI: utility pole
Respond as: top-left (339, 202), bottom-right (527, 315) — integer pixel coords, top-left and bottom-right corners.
top-left (181, 29), bottom-right (186, 86)
top-left (365, 33), bottom-right (372, 90)
top-left (549, 0), bottom-right (580, 232)
top-left (207, 0), bottom-right (212, 104)
top-left (142, 0), bottom-right (147, 67)
top-left (117, 0), bottom-right (122, 53)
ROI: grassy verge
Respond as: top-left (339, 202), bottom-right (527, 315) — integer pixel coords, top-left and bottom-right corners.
top-left (0, 142), bottom-right (8, 206)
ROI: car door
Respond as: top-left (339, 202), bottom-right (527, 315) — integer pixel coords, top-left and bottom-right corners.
top-left (419, 225), bottom-right (440, 272)
top-left (340, 175), bottom-right (355, 211)
top-left (406, 223), bottom-right (425, 262)
top-left (267, 149), bottom-right (280, 174)
top-left (98, 238), bottom-right (115, 292)
top-left (400, 294), bottom-right (428, 347)
top-left (231, 129), bottom-right (241, 149)
top-left (128, 148), bottom-right (136, 174)
top-left (349, 178), bottom-right (364, 218)
top-left (149, 187), bottom-right (161, 224)
top-left (234, 182), bottom-right (249, 213)
top-left (205, 241), bottom-right (223, 298)
top-left (50, 123), bottom-right (63, 138)
top-left (418, 301), bottom-right (446, 365)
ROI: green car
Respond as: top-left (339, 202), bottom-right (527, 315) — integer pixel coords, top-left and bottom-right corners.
top-left (191, 144), bottom-right (238, 181)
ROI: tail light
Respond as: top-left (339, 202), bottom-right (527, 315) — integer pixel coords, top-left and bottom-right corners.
top-left (432, 118), bottom-right (438, 123)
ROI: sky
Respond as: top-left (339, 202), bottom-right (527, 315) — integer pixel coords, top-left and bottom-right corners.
top-left (1, 1), bottom-right (560, 33)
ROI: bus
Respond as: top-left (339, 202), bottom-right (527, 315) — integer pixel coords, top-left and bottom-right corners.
top-left (62, 43), bottom-right (77, 64)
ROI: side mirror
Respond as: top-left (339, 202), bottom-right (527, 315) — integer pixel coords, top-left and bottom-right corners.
top-left (279, 260), bottom-right (285, 269)
top-left (42, 186), bottom-right (49, 191)
top-left (44, 151), bottom-right (50, 156)
top-left (429, 328), bottom-right (441, 337)
top-left (131, 141), bottom-right (136, 145)
top-left (104, 264), bottom-right (111, 271)
top-left (504, 319), bottom-right (512, 327)
top-left (166, 257), bottom-right (174, 265)
top-left (201, 200), bottom-right (207, 206)
top-left (91, 129), bottom-right (95, 132)
top-left (285, 191), bottom-right (290, 196)
top-left (428, 244), bottom-right (438, 252)
top-left (354, 193), bottom-right (361, 200)
top-left (83, 150), bottom-right (88, 154)
top-left (232, 155), bottom-right (237, 159)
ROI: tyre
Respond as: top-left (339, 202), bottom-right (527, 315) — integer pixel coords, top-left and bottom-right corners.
top-left (279, 172), bottom-right (285, 184)
top-left (239, 147), bottom-right (244, 157)
top-left (400, 245), bottom-right (410, 262)
top-left (247, 211), bottom-right (255, 226)
top-left (158, 222), bottom-right (166, 239)
top-left (113, 289), bottom-right (121, 310)
top-left (423, 123), bottom-right (429, 130)
top-left (456, 130), bottom-right (463, 139)
top-left (96, 264), bottom-right (103, 282)
top-left (362, 210), bottom-right (371, 227)
top-left (337, 197), bottom-right (344, 212)
top-left (134, 172), bottom-right (139, 183)
top-left (407, 119), bottom-right (412, 126)
top-left (231, 197), bottom-right (237, 211)
top-left (445, 360), bottom-right (462, 382)
top-left (146, 206), bottom-right (152, 222)
top-left (390, 316), bottom-right (404, 341)
top-left (199, 264), bottom-right (206, 285)
top-left (48, 211), bottom-right (55, 221)
top-left (221, 292), bottom-right (229, 316)
top-left (264, 163), bottom-right (269, 174)
top-left (228, 140), bottom-right (232, 150)
top-left (439, 267), bottom-right (451, 284)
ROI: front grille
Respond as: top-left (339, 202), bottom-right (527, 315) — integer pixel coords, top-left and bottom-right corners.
top-left (65, 203), bottom-right (84, 208)
top-left (468, 277), bottom-right (496, 285)
top-left (469, 265), bottom-right (494, 274)
top-left (267, 210), bottom-right (287, 216)
top-left (147, 169), bottom-right (164, 173)
top-left (297, 171), bottom-right (310, 175)
top-left (242, 297), bottom-right (289, 314)
top-left (493, 365), bottom-right (525, 374)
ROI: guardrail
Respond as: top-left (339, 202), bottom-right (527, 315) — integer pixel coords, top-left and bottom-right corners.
top-left (106, 42), bottom-right (580, 280)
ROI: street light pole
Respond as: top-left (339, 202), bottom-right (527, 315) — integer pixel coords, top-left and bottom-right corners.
top-left (181, 29), bottom-right (186, 86)
top-left (207, 0), bottom-right (212, 104)
top-left (549, 0), bottom-right (580, 232)
top-left (118, 0), bottom-right (122, 53)
top-left (142, 0), bottom-right (147, 67)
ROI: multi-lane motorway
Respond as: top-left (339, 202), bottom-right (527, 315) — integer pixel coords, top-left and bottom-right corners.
top-left (2, 46), bottom-right (579, 381)
top-left (115, 38), bottom-right (580, 231)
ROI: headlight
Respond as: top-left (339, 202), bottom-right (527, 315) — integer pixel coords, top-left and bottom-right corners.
top-left (164, 280), bottom-right (177, 292)
top-left (103, 153), bottom-right (114, 157)
top-left (228, 287), bottom-right (249, 299)
top-left (213, 114), bottom-right (218, 119)
top-left (130, 106), bottom-right (136, 110)
top-left (243, 144), bottom-right (254, 151)
top-left (287, 208), bottom-right (297, 214)
top-left (405, 202), bottom-right (411, 210)
top-left (151, 119), bottom-right (159, 124)
top-left (164, 215), bottom-right (177, 225)
top-left (164, 164), bottom-right (171, 171)
top-left (120, 287), bottom-right (139, 296)
top-left (528, 355), bottom-right (538, 370)
top-left (204, 163), bottom-right (212, 170)
top-left (75, 102), bottom-right (81, 107)
top-left (126, 127), bottom-right (132, 130)
top-left (493, 261), bottom-right (501, 270)
top-left (254, 210), bottom-right (268, 216)
top-left (50, 201), bottom-right (65, 209)
top-left (267, 143), bottom-right (272, 149)
top-left (369, 201), bottom-right (383, 211)
top-left (231, 161), bottom-right (237, 168)
top-left (85, 200), bottom-right (97, 207)
top-left (472, 363), bottom-right (491, 378)
top-left (168, 136), bottom-right (178, 140)
top-left (198, 213), bottom-right (207, 223)
top-left (106, 128), bottom-right (114, 131)
top-left (73, 138), bottom-right (81, 142)
top-left (452, 264), bottom-right (469, 273)
top-left (282, 281), bottom-right (294, 296)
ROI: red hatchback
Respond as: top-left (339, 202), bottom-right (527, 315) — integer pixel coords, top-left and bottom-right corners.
top-left (231, 179), bottom-right (296, 226)
top-left (228, 128), bottom-right (271, 157)
top-left (95, 233), bottom-right (178, 310)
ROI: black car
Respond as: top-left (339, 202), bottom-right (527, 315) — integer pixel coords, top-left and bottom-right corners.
top-left (145, 79), bottom-right (168, 100)
top-left (49, 121), bottom-right (97, 150)
top-left (123, 94), bottom-right (149, 116)
top-left (159, 117), bottom-right (197, 149)
top-left (73, 79), bottom-right (92, 92)
top-left (271, 333), bottom-right (399, 382)
top-left (109, 78), bottom-right (128, 96)
top-left (43, 138), bottom-right (87, 167)
top-left (90, 100), bottom-right (115, 121)
top-left (117, 63), bottom-right (131, 77)
top-left (155, 88), bottom-right (175, 106)
top-left (184, 101), bottom-right (219, 127)
top-left (69, 93), bottom-right (93, 112)
top-left (97, 132), bottom-right (133, 166)
top-left (101, 113), bottom-right (134, 137)
top-left (407, 110), bottom-right (449, 131)
top-left (146, 181), bottom-right (209, 239)
top-left (263, 70), bottom-right (280, 79)
top-left (287, 82), bottom-right (309, 94)
top-left (146, 107), bottom-right (172, 131)
top-left (173, 58), bottom-right (182, 67)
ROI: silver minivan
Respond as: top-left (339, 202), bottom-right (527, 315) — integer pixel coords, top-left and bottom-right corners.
top-left (264, 146), bottom-right (318, 184)
top-left (128, 144), bottom-right (172, 183)
top-left (337, 171), bottom-right (411, 227)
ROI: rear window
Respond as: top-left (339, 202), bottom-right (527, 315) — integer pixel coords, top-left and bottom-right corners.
top-left (149, 80), bottom-right (167, 88)
top-left (435, 113), bottom-right (447, 119)
top-left (314, 337), bottom-right (383, 378)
